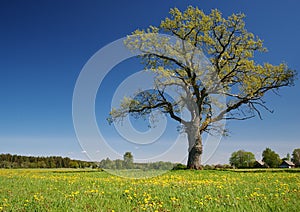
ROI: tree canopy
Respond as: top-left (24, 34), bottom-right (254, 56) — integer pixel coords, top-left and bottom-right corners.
top-left (0, 154), bottom-right (96, 169)
top-left (123, 152), bottom-right (134, 169)
top-left (229, 150), bottom-right (255, 168)
top-left (262, 148), bottom-right (282, 168)
top-left (292, 148), bottom-right (300, 167)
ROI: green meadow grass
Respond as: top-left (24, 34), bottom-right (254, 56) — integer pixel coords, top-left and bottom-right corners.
top-left (0, 169), bottom-right (299, 211)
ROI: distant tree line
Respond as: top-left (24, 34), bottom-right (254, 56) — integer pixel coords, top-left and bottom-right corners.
top-left (0, 154), bottom-right (97, 169)
top-left (229, 148), bottom-right (300, 169)
top-left (98, 152), bottom-right (176, 170)
top-left (98, 158), bottom-right (176, 170)
top-left (2, 148), bottom-right (299, 170)
top-left (0, 152), bottom-right (176, 170)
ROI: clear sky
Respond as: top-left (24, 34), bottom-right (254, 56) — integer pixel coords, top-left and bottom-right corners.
top-left (0, 0), bottom-right (299, 164)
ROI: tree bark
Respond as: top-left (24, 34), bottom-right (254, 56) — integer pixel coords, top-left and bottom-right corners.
top-left (186, 121), bottom-right (203, 170)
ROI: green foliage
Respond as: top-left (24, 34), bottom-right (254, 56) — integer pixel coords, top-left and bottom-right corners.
top-left (203, 164), bottom-right (215, 170)
top-left (172, 163), bottom-right (187, 170)
top-left (229, 150), bottom-right (256, 168)
top-left (0, 154), bottom-right (95, 169)
top-left (292, 148), bottom-right (300, 167)
top-left (262, 148), bottom-right (282, 168)
top-left (110, 6), bottom-right (296, 129)
top-left (123, 152), bottom-right (134, 169)
top-left (98, 155), bottom-right (176, 170)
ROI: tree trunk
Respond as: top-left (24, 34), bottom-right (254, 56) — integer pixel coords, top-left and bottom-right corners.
top-left (187, 143), bottom-right (202, 169)
top-left (186, 122), bottom-right (203, 170)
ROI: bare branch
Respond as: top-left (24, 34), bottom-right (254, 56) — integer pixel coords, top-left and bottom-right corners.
top-left (224, 115), bottom-right (255, 120)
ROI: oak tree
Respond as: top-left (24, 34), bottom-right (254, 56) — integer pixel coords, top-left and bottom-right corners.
top-left (108, 6), bottom-right (296, 169)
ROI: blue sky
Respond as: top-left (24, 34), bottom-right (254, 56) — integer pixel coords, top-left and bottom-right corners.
top-left (0, 0), bottom-right (299, 164)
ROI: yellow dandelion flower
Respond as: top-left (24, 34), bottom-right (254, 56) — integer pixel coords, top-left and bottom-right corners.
top-left (170, 197), bottom-right (178, 202)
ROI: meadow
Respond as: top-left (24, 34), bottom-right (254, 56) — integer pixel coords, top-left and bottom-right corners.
top-left (0, 169), bottom-right (299, 211)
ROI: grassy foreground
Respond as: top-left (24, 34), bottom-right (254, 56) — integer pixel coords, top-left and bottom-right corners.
top-left (0, 169), bottom-right (299, 211)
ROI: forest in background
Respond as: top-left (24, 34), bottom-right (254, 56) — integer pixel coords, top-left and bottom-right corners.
top-left (0, 154), bottom-right (96, 169)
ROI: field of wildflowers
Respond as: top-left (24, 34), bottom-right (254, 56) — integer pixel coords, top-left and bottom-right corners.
top-left (0, 169), bottom-right (299, 211)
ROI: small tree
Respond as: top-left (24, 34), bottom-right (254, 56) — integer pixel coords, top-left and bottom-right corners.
top-left (229, 150), bottom-right (255, 168)
top-left (282, 153), bottom-right (291, 161)
top-left (292, 148), bottom-right (300, 167)
top-left (99, 157), bottom-right (113, 169)
top-left (262, 148), bottom-right (281, 168)
top-left (108, 6), bottom-right (296, 169)
top-left (115, 159), bottom-right (123, 169)
top-left (123, 152), bottom-right (134, 169)
top-left (69, 161), bottom-right (79, 169)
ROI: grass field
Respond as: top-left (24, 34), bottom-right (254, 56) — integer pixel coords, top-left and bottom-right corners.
top-left (0, 169), bottom-right (299, 211)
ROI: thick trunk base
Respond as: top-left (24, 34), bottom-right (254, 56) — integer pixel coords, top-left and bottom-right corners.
top-left (187, 145), bottom-right (203, 170)
top-left (185, 120), bottom-right (203, 170)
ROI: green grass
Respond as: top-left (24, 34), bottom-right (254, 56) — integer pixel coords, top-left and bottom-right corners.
top-left (0, 169), bottom-right (299, 211)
